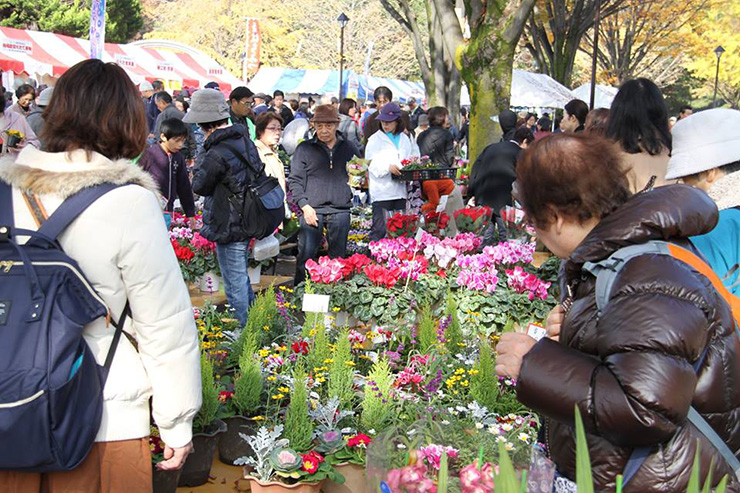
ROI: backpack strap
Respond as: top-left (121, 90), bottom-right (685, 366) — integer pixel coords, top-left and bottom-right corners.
top-left (220, 140), bottom-right (265, 176)
top-left (0, 180), bottom-right (14, 231)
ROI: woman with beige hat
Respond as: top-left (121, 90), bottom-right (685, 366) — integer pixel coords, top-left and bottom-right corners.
top-left (666, 108), bottom-right (740, 295)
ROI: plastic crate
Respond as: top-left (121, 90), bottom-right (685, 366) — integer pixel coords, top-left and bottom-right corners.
top-left (392, 167), bottom-right (457, 182)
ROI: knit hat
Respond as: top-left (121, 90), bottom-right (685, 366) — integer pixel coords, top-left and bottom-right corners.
top-left (665, 108), bottom-right (740, 180)
top-left (37, 87), bottom-right (54, 107)
top-left (182, 89), bottom-right (230, 124)
top-left (311, 104), bottom-right (340, 123)
top-left (376, 102), bottom-right (402, 122)
top-left (204, 81), bottom-right (220, 90)
top-left (139, 81), bottom-right (154, 92)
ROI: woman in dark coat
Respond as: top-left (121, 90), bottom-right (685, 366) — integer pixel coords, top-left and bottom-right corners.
top-left (496, 133), bottom-right (740, 492)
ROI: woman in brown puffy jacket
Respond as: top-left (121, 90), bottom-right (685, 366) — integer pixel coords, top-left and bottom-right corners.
top-left (496, 133), bottom-right (740, 491)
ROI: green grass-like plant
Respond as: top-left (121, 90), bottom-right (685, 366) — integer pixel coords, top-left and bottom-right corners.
top-left (328, 330), bottom-right (355, 408)
top-left (233, 332), bottom-right (262, 416)
top-left (361, 359), bottom-right (394, 432)
top-left (283, 365), bottom-right (314, 452)
top-left (193, 353), bottom-right (220, 432)
top-left (444, 293), bottom-right (463, 355)
top-left (470, 338), bottom-right (497, 411)
top-left (309, 317), bottom-right (331, 374)
top-left (418, 304), bottom-right (436, 353)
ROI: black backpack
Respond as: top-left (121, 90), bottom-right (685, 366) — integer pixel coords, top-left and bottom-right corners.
top-left (216, 141), bottom-right (286, 240)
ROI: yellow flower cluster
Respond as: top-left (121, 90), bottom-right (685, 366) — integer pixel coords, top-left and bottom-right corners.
top-left (277, 386), bottom-right (291, 393)
top-left (271, 394), bottom-right (285, 400)
top-left (445, 368), bottom-right (472, 394)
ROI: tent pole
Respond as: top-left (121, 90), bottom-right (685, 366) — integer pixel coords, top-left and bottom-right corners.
top-left (589, 0), bottom-right (601, 110)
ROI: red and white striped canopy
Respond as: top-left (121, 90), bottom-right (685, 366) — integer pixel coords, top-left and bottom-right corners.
top-left (0, 26), bottom-right (241, 91)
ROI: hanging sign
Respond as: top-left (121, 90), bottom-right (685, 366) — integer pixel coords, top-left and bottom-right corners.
top-left (114, 55), bottom-right (135, 68)
top-left (157, 62), bottom-right (174, 73)
top-left (89, 0), bottom-right (106, 59)
top-left (245, 18), bottom-right (261, 73)
top-left (2, 39), bottom-right (32, 55)
top-left (207, 67), bottom-right (223, 76)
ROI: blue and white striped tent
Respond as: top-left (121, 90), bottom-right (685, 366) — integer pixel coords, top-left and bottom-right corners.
top-left (247, 67), bottom-right (426, 102)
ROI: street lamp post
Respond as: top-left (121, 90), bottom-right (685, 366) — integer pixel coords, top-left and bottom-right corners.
top-left (337, 13), bottom-right (349, 101)
top-left (712, 46), bottom-right (725, 108)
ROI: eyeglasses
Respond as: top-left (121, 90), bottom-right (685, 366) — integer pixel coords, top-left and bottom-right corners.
top-left (266, 125), bottom-right (283, 132)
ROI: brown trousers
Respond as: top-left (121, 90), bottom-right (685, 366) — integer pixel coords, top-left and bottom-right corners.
top-left (0, 438), bottom-right (152, 493)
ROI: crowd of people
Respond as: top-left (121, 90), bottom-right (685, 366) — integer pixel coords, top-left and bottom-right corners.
top-left (2, 59), bottom-right (740, 491)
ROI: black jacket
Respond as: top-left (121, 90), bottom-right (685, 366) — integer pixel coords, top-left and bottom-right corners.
top-left (288, 133), bottom-right (357, 213)
top-left (191, 124), bottom-right (263, 244)
top-left (468, 141), bottom-right (521, 213)
top-left (417, 126), bottom-right (455, 168)
top-left (139, 144), bottom-right (196, 216)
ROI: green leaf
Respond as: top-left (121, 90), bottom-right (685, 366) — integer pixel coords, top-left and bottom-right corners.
top-left (701, 457), bottom-right (714, 493)
top-left (574, 406), bottom-right (594, 493)
top-left (715, 475), bottom-right (729, 493)
top-left (494, 440), bottom-right (520, 491)
top-left (438, 451), bottom-right (449, 493)
top-left (687, 442), bottom-right (701, 493)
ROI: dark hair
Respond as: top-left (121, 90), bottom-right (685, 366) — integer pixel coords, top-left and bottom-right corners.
top-left (289, 99), bottom-right (299, 111)
top-left (679, 105), bottom-right (693, 114)
top-left (513, 126), bottom-right (534, 145)
top-left (229, 86), bottom-right (254, 103)
top-left (273, 90), bottom-right (285, 99)
top-left (460, 107), bottom-right (468, 118)
top-left (160, 118), bottom-right (189, 140)
top-left (338, 98), bottom-right (356, 116)
top-left (43, 59), bottom-right (147, 160)
top-left (684, 160), bottom-right (740, 183)
top-left (606, 78), bottom-right (671, 155)
top-left (564, 99), bottom-right (589, 126)
top-left (526, 112), bottom-right (537, 121)
top-left (537, 117), bottom-right (552, 131)
top-left (198, 118), bottom-right (230, 132)
top-left (516, 117), bottom-right (527, 128)
top-left (516, 133), bottom-right (630, 228)
top-left (331, 97), bottom-right (339, 104)
top-left (15, 84), bottom-right (35, 99)
top-left (155, 91), bottom-right (172, 105)
top-left (374, 86), bottom-right (393, 102)
top-left (585, 108), bottom-right (609, 137)
top-left (427, 106), bottom-right (448, 127)
top-left (152, 80), bottom-right (164, 91)
top-left (255, 112), bottom-right (284, 139)
top-left (381, 115), bottom-right (406, 135)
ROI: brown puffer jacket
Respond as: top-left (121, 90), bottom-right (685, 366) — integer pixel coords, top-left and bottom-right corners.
top-left (517, 185), bottom-right (740, 492)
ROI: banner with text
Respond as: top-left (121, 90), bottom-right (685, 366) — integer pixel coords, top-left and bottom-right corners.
top-left (245, 18), bottom-right (261, 74)
top-left (89, 0), bottom-right (106, 59)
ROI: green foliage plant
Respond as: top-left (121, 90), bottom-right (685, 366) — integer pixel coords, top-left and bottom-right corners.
top-left (328, 330), bottom-right (355, 408)
top-left (309, 318), bottom-right (331, 375)
top-left (283, 366), bottom-right (314, 452)
top-left (444, 293), bottom-right (463, 355)
top-left (193, 353), bottom-right (220, 433)
top-left (470, 338), bottom-right (498, 411)
top-left (418, 304), bottom-right (436, 353)
top-left (361, 359), bottom-right (395, 432)
top-left (232, 332), bottom-right (262, 417)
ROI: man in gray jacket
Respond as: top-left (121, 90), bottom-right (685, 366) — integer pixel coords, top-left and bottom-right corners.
top-left (152, 91), bottom-right (196, 160)
top-left (26, 87), bottom-right (53, 146)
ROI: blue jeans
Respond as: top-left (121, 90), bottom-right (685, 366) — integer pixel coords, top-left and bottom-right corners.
top-left (295, 211), bottom-right (351, 285)
top-left (216, 242), bottom-right (256, 327)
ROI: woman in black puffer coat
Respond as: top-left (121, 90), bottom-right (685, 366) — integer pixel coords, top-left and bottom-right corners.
top-left (495, 133), bottom-right (740, 492)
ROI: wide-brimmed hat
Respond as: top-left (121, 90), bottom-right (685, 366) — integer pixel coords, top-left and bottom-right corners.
top-left (182, 88), bottom-right (231, 124)
top-left (376, 102), bottom-right (402, 122)
top-left (311, 104), bottom-right (340, 123)
top-left (666, 108), bottom-right (740, 180)
top-left (37, 87), bottom-right (53, 106)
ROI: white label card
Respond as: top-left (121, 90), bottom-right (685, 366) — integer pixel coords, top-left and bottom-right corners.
top-left (302, 294), bottom-right (331, 313)
top-left (527, 323), bottom-right (548, 341)
top-left (415, 227), bottom-right (425, 242)
top-left (436, 195), bottom-right (449, 213)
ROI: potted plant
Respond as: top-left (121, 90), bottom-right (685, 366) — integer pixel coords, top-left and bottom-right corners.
top-left (150, 426), bottom-right (182, 493)
top-left (453, 206), bottom-right (492, 235)
top-left (178, 353), bottom-right (227, 486)
top-left (170, 228), bottom-right (221, 291)
top-left (219, 328), bottom-right (263, 465)
top-left (5, 129), bottom-right (24, 149)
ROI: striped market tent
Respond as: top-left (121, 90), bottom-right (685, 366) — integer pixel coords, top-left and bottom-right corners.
top-left (0, 26), bottom-right (241, 91)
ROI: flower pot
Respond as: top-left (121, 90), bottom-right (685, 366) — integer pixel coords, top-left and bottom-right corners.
top-left (323, 463), bottom-right (370, 493)
top-left (178, 419), bottom-right (227, 487)
top-left (248, 265), bottom-right (262, 285)
top-left (6, 134), bottom-right (21, 149)
top-left (198, 271), bottom-right (221, 293)
top-left (243, 476), bottom-right (323, 493)
top-left (219, 415), bottom-right (259, 465)
top-left (152, 463), bottom-right (182, 493)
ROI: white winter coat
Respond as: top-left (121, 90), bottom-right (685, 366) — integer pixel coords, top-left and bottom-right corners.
top-left (366, 131), bottom-right (419, 203)
top-left (0, 147), bottom-right (201, 448)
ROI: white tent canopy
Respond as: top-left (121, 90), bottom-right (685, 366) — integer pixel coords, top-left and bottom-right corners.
top-left (460, 70), bottom-right (577, 108)
top-left (572, 83), bottom-right (619, 109)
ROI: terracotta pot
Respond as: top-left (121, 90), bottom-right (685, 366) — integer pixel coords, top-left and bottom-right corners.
top-left (322, 463), bottom-right (371, 493)
top-left (244, 476), bottom-right (323, 493)
top-left (178, 419), bottom-right (227, 487)
top-left (219, 415), bottom-right (259, 465)
top-left (152, 463), bottom-right (182, 493)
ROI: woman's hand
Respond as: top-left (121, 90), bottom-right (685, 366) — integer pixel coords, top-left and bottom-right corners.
top-left (546, 305), bottom-right (565, 342)
top-left (494, 333), bottom-right (538, 381)
top-left (157, 441), bottom-right (193, 471)
top-left (389, 164), bottom-right (402, 176)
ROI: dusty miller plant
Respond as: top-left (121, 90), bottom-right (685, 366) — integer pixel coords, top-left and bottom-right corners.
top-left (235, 425), bottom-right (289, 482)
top-left (309, 396), bottom-right (355, 435)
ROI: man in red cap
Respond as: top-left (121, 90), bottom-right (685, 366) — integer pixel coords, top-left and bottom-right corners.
top-left (288, 104), bottom-right (360, 284)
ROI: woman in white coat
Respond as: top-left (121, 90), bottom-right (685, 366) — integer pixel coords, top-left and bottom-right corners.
top-left (366, 102), bottom-right (420, 240)
top-left (0, 59), bottom-right (201, 492)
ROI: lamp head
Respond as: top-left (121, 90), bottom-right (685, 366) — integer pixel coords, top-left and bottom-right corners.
top-left (715, 46), bottom-right (726, 59)
top-left (337, 13), bottom-right (349, 28)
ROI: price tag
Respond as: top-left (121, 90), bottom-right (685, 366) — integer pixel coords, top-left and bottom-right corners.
top-left (415, 227), bottom-right (425, 242)
top-left (436, 195), bottom-right (449, 213)
top-left (526, 323), bottom-right (548, 341)
top-left (302, 294), bottom-right (330, 313)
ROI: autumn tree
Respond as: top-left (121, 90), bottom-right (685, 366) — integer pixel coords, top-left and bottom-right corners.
top-left (377, 0), bottom-right (461, 113)
top-left (583, 0), bottom-right (710, 87)
top-left (431, 0), bottom-right (537, 161)
top-left (689, 2), bottom-right (740, 108)
top-left (522, 0), bottom-right (625, 86)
